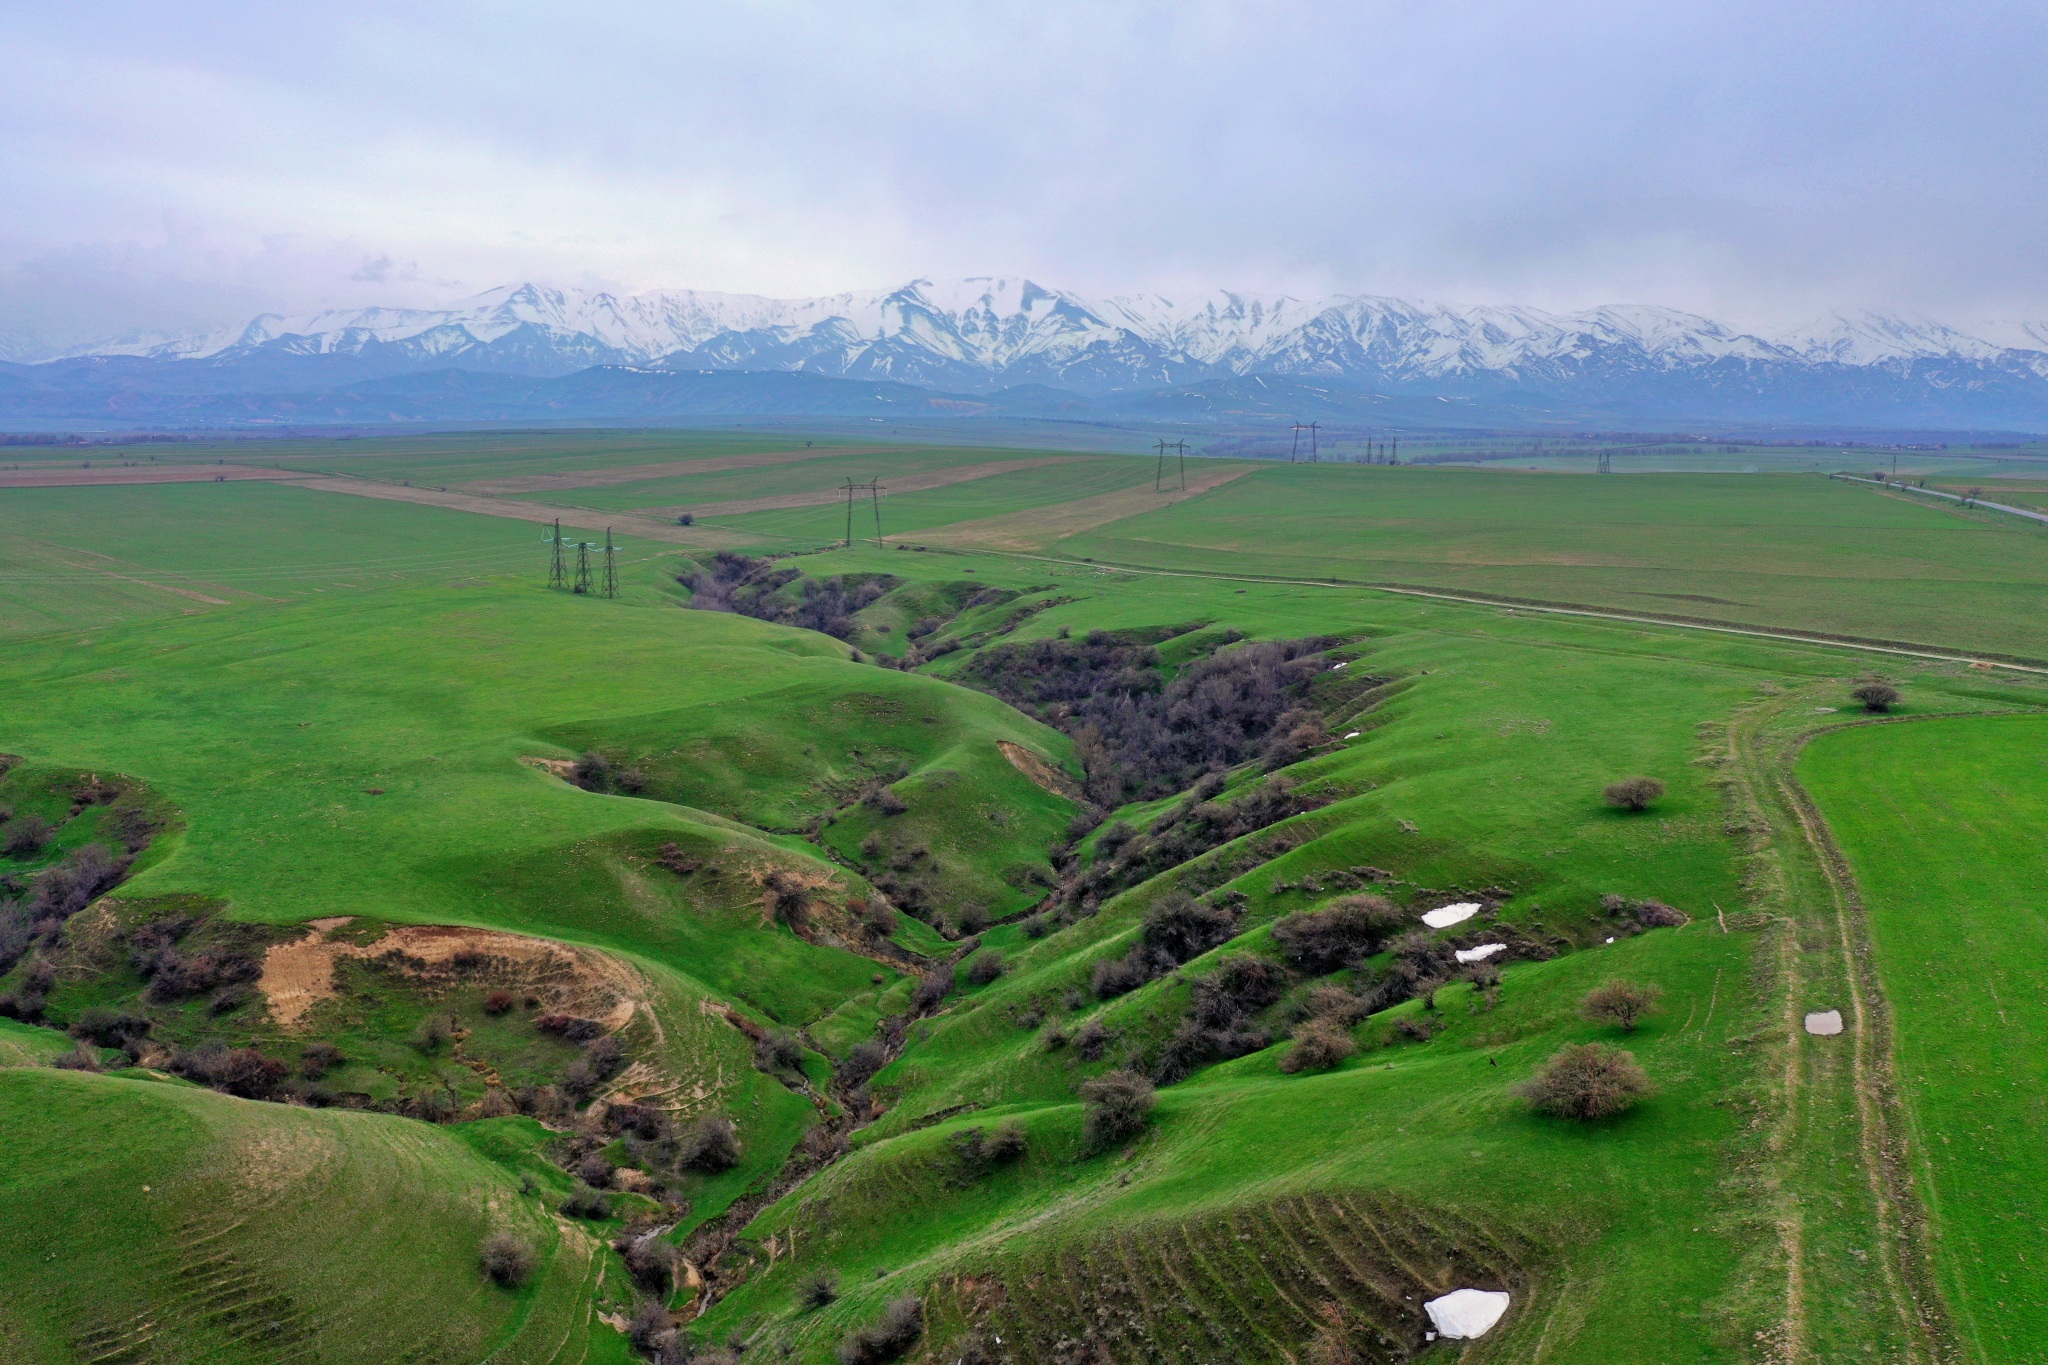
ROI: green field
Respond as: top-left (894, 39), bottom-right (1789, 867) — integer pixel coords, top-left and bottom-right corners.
top-left (1802, 716), bottom-right (2048, 1364)
top-left (4, 427), bottom-right (2047, 1363)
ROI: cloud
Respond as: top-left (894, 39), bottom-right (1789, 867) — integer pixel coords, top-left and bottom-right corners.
top-left (4, 0), bottom-right (2046, 350)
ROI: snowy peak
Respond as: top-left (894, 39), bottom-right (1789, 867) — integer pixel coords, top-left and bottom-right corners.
top-left (43, 279), bottom-right (2048, 397)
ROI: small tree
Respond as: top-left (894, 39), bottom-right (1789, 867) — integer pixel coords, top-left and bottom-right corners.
top-left (800, 1269), bottom-right (840, 1310)
top-left (1079, 1069), bottom-right (1156, 1150)
top-left (965, 950), bottom-right (1006, 986)
top-left (1516, 1043), bottom-right (1652, 1119)
top-left (2, 814), bottom-right (53, 858)
top-left (837, 1295), bottom-right (924, 1365)
top-left (1581, 979), bottom-right (1663, 1032)
top-left (1851, 681), bottom-right (1901, 713)
top-left (1602, 776), bottom-right (1666, 812)
top-left (479, 1230), bottom-right (536, 1287)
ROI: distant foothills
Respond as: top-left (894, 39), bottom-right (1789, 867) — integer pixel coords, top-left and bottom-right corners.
top-left (6, 278), bottom-right (2048, 431)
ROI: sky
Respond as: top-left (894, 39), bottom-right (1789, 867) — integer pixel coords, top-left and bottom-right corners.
top-left (5, 1), bottom-right (2048, 356)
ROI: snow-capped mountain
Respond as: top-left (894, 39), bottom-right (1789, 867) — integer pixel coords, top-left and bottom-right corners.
top-left (14, 279), bottom-right (2048, 428)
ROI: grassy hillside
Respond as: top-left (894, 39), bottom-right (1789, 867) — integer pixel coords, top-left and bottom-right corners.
top-left (1801, 715), bottom-right (2048, 1365)
top-left (0, 1067), bottom-right (632, 1364)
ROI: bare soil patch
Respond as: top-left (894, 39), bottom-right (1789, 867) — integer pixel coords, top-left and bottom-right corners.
top-left (259, 920), bottom-right (648, 1031)
top-left (996, 740), bottom-right (1078, 799)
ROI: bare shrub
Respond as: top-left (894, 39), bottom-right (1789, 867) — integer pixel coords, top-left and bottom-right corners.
top-left (535, 1013), bottom-right (605, 1041)
top-left (1852, 681), bottom-right (1901, 713)
top-left (1079, 1069), bottom-right (1156, 1150)
top-left (51, 1041), bottom-right (105, 1072)
top-left (559, 1183), bottom-right (611, 1219)
top-left (949, 1122), bottom-right (1027, 1181)
top-left (68, 1007), bottom-right (151, 1048)
top-left (755, 1029), bottom-right (805, 1073)
top-left (573, 1154), bottom-right (616, 1189)
top-left (1279, 1018), bottom-right (1355, 1074)
top-left (1516, 1043), bottom-right (1653, 1119)
top-left (479, 1230), bottom-right (536, 1287)
top-left (3, 814), bottom-right (53, 858)
top-left (412, 1013), bottom-right (454, 1052)
top-left (628, 1297), bottom-right (676, 1357)
top-left (301, 1041), bottom-right (345, 1078)
top-left (1602, 777), bottom-right (1666, 812)
top-left (483, 989), bottom-right (516, 1015)
top-left (1020, 912), bottom-right (1053, 939)
top-left (837, 1040), bottom-right (888, 1088)
top-left (616, 1232), bottom-right (678, 1294)
top-left (1039, 1021), bottom-right (1070, 1051)
top-left (1272, 895), bottom-right (1404, 973)
top-left (864, 782), bottom-right (909, 816)
top-left (1072, 1017), bottom-right (1118, 1062)
top-left (679, 1114), bottom-right (742, 1172)
top-left (911, 967), bottom-right (953, 1013)
top-left (837, 1294), bottom-right (925, 1365)
top-left (780, 1266), bottom-right (835, 1313)
top-left (1581, 980), bottom-right (1663, 1032)
top-left (570, 751), bottom-right (611, 792)
top-left (965, 950), bottom-right (1006, 986)
top-left (170, 1045), bottom-right (287, 1100)
top-left (1634, 900), bottom-right (1687, 928)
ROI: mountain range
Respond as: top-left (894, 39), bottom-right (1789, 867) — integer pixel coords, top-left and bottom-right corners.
top-left (8, 278), bottom-right (2048, 430)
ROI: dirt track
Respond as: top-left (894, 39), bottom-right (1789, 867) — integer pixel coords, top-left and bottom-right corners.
top-left (915, 462), bottom-right (1256, 549)
top-left (646, 456), bottom-right (1076, 519)
top-left (459, 445), bottom-right (903, 494)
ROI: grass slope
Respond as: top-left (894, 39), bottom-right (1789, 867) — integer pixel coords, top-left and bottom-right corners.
top-left (0, 1068), bottom-right (632, 1364)
top-left (1801, 715), bottom-right (2048, 1363)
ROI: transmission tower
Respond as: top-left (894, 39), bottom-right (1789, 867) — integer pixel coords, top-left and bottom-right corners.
top-left (841, 477), bottom-right (887, 546)
top-left (573, 540), bottom-right (593, 595)
top-left (1596, 450), bottom-right (1612, 474)
top-left (1155, 438), bottom-right (1189, 492)
top-left (548, 518), bottom-right (566, 589)
top-left (1290, 422), bottom-right (1320, 462)
top-left (601, 527), bottom-right (617, 599)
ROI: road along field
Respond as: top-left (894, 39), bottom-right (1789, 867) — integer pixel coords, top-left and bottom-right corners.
top-left (4, 430), bottom-right (2047, 1363)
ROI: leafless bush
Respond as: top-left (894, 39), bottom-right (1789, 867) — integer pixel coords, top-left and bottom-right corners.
top-left (483, 989), bottom-right (516, 1015)
top-left (301, 1041), bottom-right (346, 1078)
top-left (51, 1041), bottom-right (105, 1072)
top-left (535, 1013), bottom-right (605, 1041)
top-left (678, 1113), bottom-right (742, 1172)
top-left (755, 1029), bottom-right (805, 1073)
top-left (1635, 900), bottom-right (1687, 928)
top-left (560, 1183), bottom-right (611, 1219)
top-left (1602, 777), bottom-right (1666, 812)
top-left (412, 1012), bottom-right (454, 1052)
top-left (1581, 980), bottom-right (1663, 1032)
top-left (1852, 681), bottom-right (1901, 713)
top-left (911, 967), bottom-right (953, 1013)
top-left (837, 1040), bottom-right (888, 1088)
top-left (1516, 1043), bottom-right (1652, 1119)
top-left (837, 1294), bottom-right (925, 1365)
top-left (1079, 1070), bottom-right (1156, 1150)
top-left (800, 1268), bottom-right (840, 1309)
top-left (479, 1230), bottom-right (536, 1286)
top-left (1279, 1018), bottom-right (1355, 1074)
top-left (1272, 895), bottom-right (1404, 973)
top-left (1072, 1017), bottom-right (1118, 1062)
top-left (615, 1232), bottom-right (678, 1294)
top-left (3, 814), bottom-right (53, 858)
top-left (965, 950), bottom-right (1006, 986)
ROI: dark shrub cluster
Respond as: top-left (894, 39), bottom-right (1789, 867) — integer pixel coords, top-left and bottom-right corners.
top-left (960, 631), bottom-right (1341, 805)
top-left (837, 1294), bottom-right (925, 1365)
top-left (677, 1113), bottom-right (742, 1172)
top-left (535, 1013), bottom-right (606, 1041)
top-left (169, 1044), bottom-right (289, 1100)
top-left (128, 919), bottom-right (264, 1005)
top-left (1602, 776), bottom-right (1666, 812)
top-left (1279, 1018), bottom-right (1357, 1074)
top-left (562, 1035), bottom-right (627, 1102)
top-left (684, 552), bottom-right (898, 643)
top-left (1153, 953), bottom-right (1285, 1084)
top-left (1271, 895), bottom-right (1405, 973)
top-left (1066, 779), bottom-right (1322, 914)
top-left (964, 950), bottom-right (1005, 986)
top-left (1091, 892), bottom-right (1238, 1000)
top-left (2, 813), bottom-right (53, 858)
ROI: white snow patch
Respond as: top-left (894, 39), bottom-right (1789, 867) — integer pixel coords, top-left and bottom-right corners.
top-left (1455, 943), bottom-right (1506, 964)
top-left (1331, 661), bottom-right (1348, 670)
top-left (1421, 903), bottom-right (1480, 929)
top-left (1805, 1010), bottom-right (1844, 1036)
top-left (1425, 1288), bottom-right (1510, 1340)
top-left (1343, 730), bottom-right (1362, 740)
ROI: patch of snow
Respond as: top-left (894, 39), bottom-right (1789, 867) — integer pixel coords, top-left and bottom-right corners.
top-left (1331, 661), bottom-right (1348, 669)
top-left (1421, 903), bottom-right (1480, 929)
top-left (1343, 730), bottom-right (1362, 740)
top-left (1455, 943), bottom-right (1506, 964)
top-left (1805, 1010), bottom-right (1844, 1036)
top-left (1425, 1289), bottom-right (1510, 1340)
top-left (1605, 936), bottom-right (1616, 944)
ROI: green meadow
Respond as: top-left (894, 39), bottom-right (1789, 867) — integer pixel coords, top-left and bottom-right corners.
top-left (4, 428), bottom-right (2048, 1363)
top-left (1802, 716), bottom-right (2048, 1365)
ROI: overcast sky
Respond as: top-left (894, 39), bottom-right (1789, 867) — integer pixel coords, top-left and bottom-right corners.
top-left (5, 1), bottom-right (2047, 352)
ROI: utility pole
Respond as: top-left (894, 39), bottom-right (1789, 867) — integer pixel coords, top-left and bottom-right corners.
top-left (1156, 438), bottom-right (1171, 491)
top-left (601, 527), bottom-right (617, 599)
top-left (1291, 421), bottom-right (1320, 462)
top-left (548, 518), bottom-right (566, 589)
top-left (843, 478), bottom-right (857, 547)
top-left (868, 477), bottom-right (885, 545)
top-left (573, 541), bottom-right (592, 595)
top-left (1389, 435), bottom-right (1397, 466)
top-left (1596, 450), bottom-right (1612, 474)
